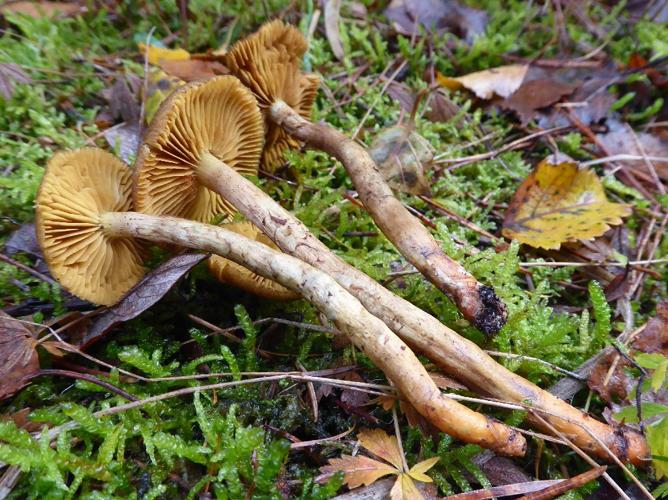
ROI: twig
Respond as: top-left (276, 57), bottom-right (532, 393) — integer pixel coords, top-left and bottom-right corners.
top-left (529, 412), bottom-right (631, 500)
top-left (485, 351), bottom-right (586, 380)
top-left (0, 253), bottom-right (57, 286)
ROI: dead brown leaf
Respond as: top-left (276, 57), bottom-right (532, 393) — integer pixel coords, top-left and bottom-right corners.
top-left (597, 121), bottom-right (668, 181)
top-left (159, 58), bottom-right (228, 82)
top-left (369, 125), bottom-right (433, 196)
top-left (501, 78), bottom-right (578, 124)
top-left (81, 253), bottom-right (207, 348)
top-left (384, 0), bottom-right (487, 42)
top-left (0, 311), bottom-right (39, 400)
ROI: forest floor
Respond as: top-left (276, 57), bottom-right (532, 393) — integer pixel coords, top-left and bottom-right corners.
top-left (0, 0), bottom-right (667, 498)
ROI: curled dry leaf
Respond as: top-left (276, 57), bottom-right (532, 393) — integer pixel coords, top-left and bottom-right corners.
top-left (384, 0), bottom-right (487, 43)
top-left (437, 64), bottom-right (528, 99)
top-left (502, 159), bottom-right (631, 250)
top-left (501, 78), bottom-right (578, 124)
top-left (158, 58), bottom-right (228, 82)
top-left (81, 253), bottom-right (207, 348)
top-left (0, 311), bottom-right (39, 400)
top-left (369, 125), bottom-right (433, 196)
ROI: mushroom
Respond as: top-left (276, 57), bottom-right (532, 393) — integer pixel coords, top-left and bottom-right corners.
top-left (36, 147), bottom-right (526, 456)
top-left (133, 77), bottom-right (648, 464)
top-left (208, 221), bottom-right (300, 300)
top-left (223, 20), bottom-right (507, 335)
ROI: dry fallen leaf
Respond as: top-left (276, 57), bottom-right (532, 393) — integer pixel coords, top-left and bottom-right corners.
top-left (324, 0), bottom-right (345, 60)
top-left (384, 0), bottom-right (487, 43)
top-left (138, 43), bottom-right (190, 65)
top-left (320, 428), bottom-right (439, 499)
top-left (437, 64), bottom-right (528, 99)
top-left (501, 78), bottom-right (577, 124)
top-left (502, 159), bottom-right (631, 250)
top-left (597, 121), bottom-right (668, 181)
top-left (0, 1), bottom-right (82, 18)
top-left (158, 58), bottom-right (228, 82)
top-left (0, 311), bottom-right (39, 400)
top-left (81, 253), bottom-right (207, 348)
top-left (369, 125), bottom-right (433, 195)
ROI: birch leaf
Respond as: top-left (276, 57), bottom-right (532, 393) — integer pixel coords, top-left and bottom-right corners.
top-left (437, 64), bottom-right (528, 99)
top-left (502, 159), bottom-right (631, 250)
top-left (320, 455), bottom-right (398, 488)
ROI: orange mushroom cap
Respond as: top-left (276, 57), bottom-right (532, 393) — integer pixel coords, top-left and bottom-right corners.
top-left (35, 149), bottom-right (146, 306)
top-left (134, 75), bottom-right (264, 223)
top-left (225, 20), bottom-right (320, 171)
top-left (208, 221), bottom-right (300, 301)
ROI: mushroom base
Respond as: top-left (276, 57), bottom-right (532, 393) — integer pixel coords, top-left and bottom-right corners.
top-left (101, 210), bottom-right (527, 457)
top-left (193, 153), bottom-right (649, 466)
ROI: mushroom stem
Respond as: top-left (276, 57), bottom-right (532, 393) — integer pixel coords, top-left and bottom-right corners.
top-left (99, 210), bottom-right (526, 456)
top-left (269, 99), bottom-right (507, 335)
top-left (195, 151), bottom-right (649, 466)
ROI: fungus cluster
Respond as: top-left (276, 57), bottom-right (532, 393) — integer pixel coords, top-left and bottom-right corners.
top-left (34, 22), bottom-right (650, 465)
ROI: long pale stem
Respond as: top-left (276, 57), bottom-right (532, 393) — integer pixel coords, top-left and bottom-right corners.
top-left (196, 152), bottom-right (649, 465)
top-left (269, 100), bottom-right (507, 335)
top-left (101, 211), bottom-right (526, 456)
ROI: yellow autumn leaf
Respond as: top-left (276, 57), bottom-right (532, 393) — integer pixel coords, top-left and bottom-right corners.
top-left (437, 64), bottom-right (528, 99)
top-left (138, 43), bottom-right (190, 65)
top-left (358, 428), bottom-right (404, 470)
top-left (320, 455), bottom-right (398, 488)
top-left (502, 159), bottom-right (631, 250)
top-left (407, 456), bottom-right (439, 482)
top-left (390, 473), bottom-right (424, 500)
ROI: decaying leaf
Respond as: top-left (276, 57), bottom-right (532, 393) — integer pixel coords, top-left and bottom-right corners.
top-left (0, 1), bottom-right (82, 18)
top-left (0, 312), bottom-right (39, 400)
top-left (0, 63), bottom-right (32, 100)
top-left (597, 121), bottom-right (668, 181)
top-left (138, 43), bottom-right (190, 65)
top-left (103, 122), bottom-right (141, 164)
top-left (369, 125), bottom-right (433, 195)
top-left (437, 64), bottom-right (528, 99)
top-left (502, 159), bottom-right (631, 250)
top-left (320, 428), bottom-right (438, 499)
top-left (81, 253), bottom-right (207, 348)
top-left (384, 0), bottom-right (487, 43)
top-left (501, 78), bottom-right (578, 124)
top-left (324, 0), bottom-right (345, 60)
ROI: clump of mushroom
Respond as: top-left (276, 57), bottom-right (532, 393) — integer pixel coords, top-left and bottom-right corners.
top-left (208, 221), bottom-right (299, 300)
top-left (133, 75), bottom-right (648, 465)
top-left (223, 20), bottom-right (506, 335)
top-left (36, 147), bottom-right (526, 456)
